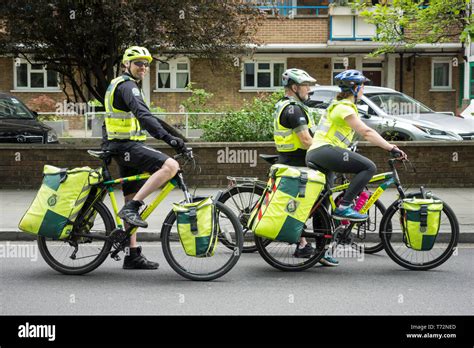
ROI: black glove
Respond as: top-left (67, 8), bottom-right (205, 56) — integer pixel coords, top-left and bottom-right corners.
top-left (168, 136), bottom-right (186, 153)
top-left (389, 145), bottom-right (405, 159)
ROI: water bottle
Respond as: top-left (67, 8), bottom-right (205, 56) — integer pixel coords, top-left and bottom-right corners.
top-left (354, 191), bottom-right (370, 211)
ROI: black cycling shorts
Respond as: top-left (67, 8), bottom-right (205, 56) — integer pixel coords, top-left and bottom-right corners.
top-left (105, 141), bottom-right (171, 196)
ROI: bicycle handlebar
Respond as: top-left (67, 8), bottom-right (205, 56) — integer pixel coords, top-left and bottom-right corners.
top-left (173, 147), bottom-right (194, 161)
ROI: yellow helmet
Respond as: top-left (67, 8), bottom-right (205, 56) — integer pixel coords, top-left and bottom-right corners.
top-left (122, 46), bottom-right (153, 64)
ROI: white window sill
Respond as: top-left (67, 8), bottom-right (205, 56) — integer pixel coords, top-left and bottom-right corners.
top-left (153, 89), bottom-right (191, 93)
top-left (11, 89), bottom-right (62, 93)
top-left (429, 88), bottom-right (455, 92)
top-left (239, 89), bottom-right (281, 93)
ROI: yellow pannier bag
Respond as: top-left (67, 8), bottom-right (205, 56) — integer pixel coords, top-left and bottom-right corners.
top-left (400, 198), bottom-right (443, 251)
top-left (248, 164), bottom-right (326, 244)
top-left (18, 165), bottom-right (102, 240)
top-left (172, 197), bottom-right (219, 257)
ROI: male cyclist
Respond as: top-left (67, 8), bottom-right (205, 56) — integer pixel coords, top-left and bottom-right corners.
top-left (273, 68), bottom-right (338, 266)
top-left (102, 46), bottom-right (187, 270)
top-left (306, 70), bottom-right (407, 221)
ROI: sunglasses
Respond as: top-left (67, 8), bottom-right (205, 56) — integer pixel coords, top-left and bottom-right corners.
top-left (133, 61), bottom-right (150, 68)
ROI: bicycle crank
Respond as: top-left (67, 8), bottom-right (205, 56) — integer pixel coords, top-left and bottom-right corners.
top-left (109, 228), bottom-right (130, 261)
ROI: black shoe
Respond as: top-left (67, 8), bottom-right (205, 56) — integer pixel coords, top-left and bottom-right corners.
top-left (293, 244), bottom-right (315, 258)
top-left (118, 200), bottom-right (148, 228)
top-left (123, 246), bottom-right (159, 270)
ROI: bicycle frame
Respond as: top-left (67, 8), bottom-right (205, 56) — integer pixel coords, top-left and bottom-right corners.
top-left (311, 159), bottom-right (406, 219)
top-left (88, 171), bottom-right (190, 235)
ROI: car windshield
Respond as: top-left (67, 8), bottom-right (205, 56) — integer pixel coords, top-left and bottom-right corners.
top-left (365, 93), bottom-right (433, 115)
top-left (0, 97), bottom-right (35, 119)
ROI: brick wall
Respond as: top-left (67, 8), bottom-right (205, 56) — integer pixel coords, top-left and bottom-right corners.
top-left (1, 141), bottom-right (473, 189)
top-left (256, 17), bottom-right (328, 44)
top-left (287, 57), bottom-right (332, 84)
top-left (395, 56), bottom-right (462, 113)
top-left (152, 57), bottom-right (333, 112)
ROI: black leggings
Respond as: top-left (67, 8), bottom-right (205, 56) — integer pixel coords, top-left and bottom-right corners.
top-left (306, 145), bottom-right (377, 206)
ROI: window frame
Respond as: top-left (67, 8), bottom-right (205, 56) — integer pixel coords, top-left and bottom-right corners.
top-left (12, 58), bottom-right (60, 92)
top-left (431, 58), bottom-right (453, 90)
top-left (155, 57), bottom-right (191, 92)
top-left (240, 59), bottom-right (286, 91)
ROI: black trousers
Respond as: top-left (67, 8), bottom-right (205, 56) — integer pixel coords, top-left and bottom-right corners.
top-left (306, 145), bottom-right (377, 206)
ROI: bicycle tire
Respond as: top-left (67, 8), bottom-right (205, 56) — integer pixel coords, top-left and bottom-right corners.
top-left (37, 200), bottom-right (115, 275)
top-left (380, 193), bottom-right (459, 270)
top-left (254, 204), bottom-right (332, 271)
top-left (218, 184), bottom-right (270, 253)
top-left (161, 200), bottom-right (243, 281)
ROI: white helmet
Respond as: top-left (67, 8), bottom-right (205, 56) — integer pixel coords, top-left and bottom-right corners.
top-left (282, 68), bottom-right (317, 87)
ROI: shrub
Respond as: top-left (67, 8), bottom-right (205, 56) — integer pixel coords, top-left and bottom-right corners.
top-left (201, 90), bottom-right (284, 142)
top-left (27, 95), bottom-right (57, 112)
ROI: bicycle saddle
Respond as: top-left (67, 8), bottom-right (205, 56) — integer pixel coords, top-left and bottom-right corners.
top-left (259, 154), bottom-right (279, 165)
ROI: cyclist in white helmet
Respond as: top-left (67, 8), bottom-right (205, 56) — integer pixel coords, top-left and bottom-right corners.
top-left (273, 68), bottom-right (338, 266)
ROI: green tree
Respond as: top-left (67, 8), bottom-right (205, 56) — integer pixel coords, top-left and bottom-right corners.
top-left (0, 0), bottom-right (263, 104)
top-left (354, 0), bottom-right (473, 56)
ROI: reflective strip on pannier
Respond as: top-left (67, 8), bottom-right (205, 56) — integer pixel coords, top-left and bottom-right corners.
top-left (18, 165), bottom-right (102, 240)
top-left (248, 164), bottom-right (325, 244)
top-left (172, 197), bottom-right (218, 257)
top-left (400, 198), bottom-right (443, 251)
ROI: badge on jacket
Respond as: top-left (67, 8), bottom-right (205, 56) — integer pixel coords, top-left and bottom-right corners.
top-left (132, 88), bottom-right (141, 96)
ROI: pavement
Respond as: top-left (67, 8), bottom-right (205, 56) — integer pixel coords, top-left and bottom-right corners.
top-left (0, 242), bottom-right (472, 315)
top-left (1, 187), bottom-right (473, 241)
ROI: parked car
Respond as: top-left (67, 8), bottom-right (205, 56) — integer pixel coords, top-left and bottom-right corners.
top-left (0, 93), bottom-right (58, 144)
top-left (306, 86), bottom-right (474, 141)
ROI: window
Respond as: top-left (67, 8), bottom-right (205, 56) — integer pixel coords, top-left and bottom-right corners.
top-left (469, 62), bottom-right (474, 99)
top-left (365, 93), bottom-right (433, 115)
top-left (14, 59), bottom-right (59, 90)
top-left (156, 57), bottom-right (190, 91)
top-left (431, 59), bottom-right (452, 90)
top-left (0, 96), bottom-right (35, 119)
top-left (242, 60), bottom-right (286, 90)
top-left (309, 90), bottom-right (336, 104)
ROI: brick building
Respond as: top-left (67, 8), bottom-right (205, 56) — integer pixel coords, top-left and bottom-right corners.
top-left (0, 0), bottom-right (467, 114)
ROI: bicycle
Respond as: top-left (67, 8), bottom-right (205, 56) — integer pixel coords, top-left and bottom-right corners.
top-left (219, 142), bottom-right (386, 254)
top-left (37, 148), bottom-right (244, 281)
top-left (255, 155), bottom-right (459, 271)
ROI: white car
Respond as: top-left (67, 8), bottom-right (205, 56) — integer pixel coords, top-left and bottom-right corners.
top-left (307, 86), bottom-right (474, 141)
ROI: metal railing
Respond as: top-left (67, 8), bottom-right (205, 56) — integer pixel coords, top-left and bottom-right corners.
top-left (249, 0), bottom-right (330, 16)
top-left (83, 112), bottom-right (227, 139)
top-left (255, 5), bottom-right (330, 16)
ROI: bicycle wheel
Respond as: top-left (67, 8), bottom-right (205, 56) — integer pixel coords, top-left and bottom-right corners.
top-left (37, 200), bottom-right (115, 275)
top-left (380, 193), bottom-right (459, 270)
top-left (255, 204), bottom-right (332, 271)
top-left (218, 184), bottom-right (269, 253)
top-left (161, 200), bottom-right (243, 281)
top-left (333, 192), bottom-right (387, 254)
